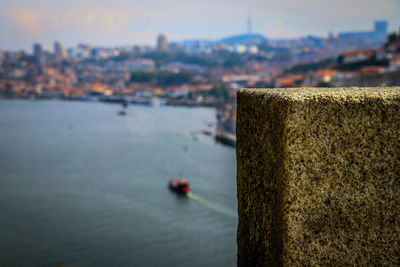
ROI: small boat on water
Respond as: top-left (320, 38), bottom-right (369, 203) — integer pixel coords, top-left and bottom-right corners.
top-left (149, 97), bottom-right (167, 107)
top-left (169, 179), bottom-right (190, 194)
top-left (201, 130), bottom-right (212, 136)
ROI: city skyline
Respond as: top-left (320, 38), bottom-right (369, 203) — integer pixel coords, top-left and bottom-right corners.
top-left (0, 0), bottom-right (399, 51)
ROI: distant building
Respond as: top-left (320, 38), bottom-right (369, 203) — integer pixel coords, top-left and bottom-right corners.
top-left (133, 45), bottom-right (144, 54)
top-left (234, 44), bottom-right (247, 54)
top-left (91, 48), bottom-right (119, 59)
top-left (160, 62), bottom-right (205, 73)
top-left (54, 41), bottom-right (68, 59)
top-left (33, 43), bottom-right (43, 59)
top-left (247, 45), bottom-right (259, 54)
top-left (168, 43), bottom-right (184, 54)
top-left (73, 44), bottom-right (93, 58)
top-left (374, 21), bottom-right (388, 42)
top-left (338, 21), bottom-right (388, 44)
top-left (121, 59), bottom-right (155, 72)
top-left (157, 34), bottom-right (169, 51)
top-left (388, 54), bottom-right (400, 71)
top-left (360, 65), bottom-right (387, 75)
top-left (343, 49), bottom-right (375, 64)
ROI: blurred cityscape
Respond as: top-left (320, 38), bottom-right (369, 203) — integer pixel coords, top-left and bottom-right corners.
top-left (1, 20), bottom-right (400, 146)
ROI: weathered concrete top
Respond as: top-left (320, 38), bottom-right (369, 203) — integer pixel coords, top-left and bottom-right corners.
top-left (237, 87), bottom-right (400, 266)
top-left (239, 87), bottom-right (400, 101)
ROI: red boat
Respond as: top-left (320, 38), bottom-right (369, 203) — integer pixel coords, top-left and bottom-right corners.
top-left (169, 179), bottom-right (190, 194)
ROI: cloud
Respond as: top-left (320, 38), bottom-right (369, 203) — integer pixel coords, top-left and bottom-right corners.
top-left (1, 5), bottom-right (146, 38)
top-left (61, 7), bottom-right (138, 36)
top-left (2, 6), bottom-right (44, 36)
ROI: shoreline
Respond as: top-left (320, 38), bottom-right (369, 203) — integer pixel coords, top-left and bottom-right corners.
top-left (0, 97), bottom-right (238, 148)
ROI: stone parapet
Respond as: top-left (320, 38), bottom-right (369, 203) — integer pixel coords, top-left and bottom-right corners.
top-left (237, 87), bottom-right (400, 266)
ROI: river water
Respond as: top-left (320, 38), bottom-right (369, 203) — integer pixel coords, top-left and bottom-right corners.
top-left (0, 100), bottom-right (237, 267)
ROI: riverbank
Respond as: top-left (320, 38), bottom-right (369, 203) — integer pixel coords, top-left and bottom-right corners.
top-left (0, 96), bottom-right (238, 148)
top-left (215, 101), bottom-right (237, 147)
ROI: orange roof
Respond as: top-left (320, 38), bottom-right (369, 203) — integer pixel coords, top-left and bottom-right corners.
top-left (165, 85), bottom-right (195, 92)
top-left (390, 58), bottom-right (400, 65)
top-left (316, 69), bottom-right (337, 77)
top-left (276, 73), bottom-right (305, 88)
top-left (196, 84), bottom-right (212, 91)
top-left (247, 81), bottom-right (256, 87)
top-left (276, 78), bottom-right (295, 87)
top-left (360, 66), bottom-right (386, 74)
top-left (345, 49), bottom-right (374, 57)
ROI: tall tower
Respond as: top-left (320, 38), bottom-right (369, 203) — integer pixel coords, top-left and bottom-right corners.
top-left (373, 21), bottom-right (388, 43)
top-left (157, 34), bottom-right (169, 51)
top-left (54, 41), bottom-right (68, 59)
top-left (33, 43), bottom-right (43, 59)
top-left (374, 21), bottom-right (388, 35)
top-left (247, 16), bottom-right (252, 34)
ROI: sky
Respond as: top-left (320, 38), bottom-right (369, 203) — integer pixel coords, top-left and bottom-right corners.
top-left (0, 0), bottom-right (399, 51)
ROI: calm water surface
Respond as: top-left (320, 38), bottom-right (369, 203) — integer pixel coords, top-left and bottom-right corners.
top-left (0, 100), bottom-right (237, 267)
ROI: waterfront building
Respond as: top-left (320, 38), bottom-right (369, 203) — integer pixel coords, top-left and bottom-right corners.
top-left (343, 49), bottom-right (375, 64)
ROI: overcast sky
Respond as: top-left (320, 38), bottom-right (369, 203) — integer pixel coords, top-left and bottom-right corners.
top-left (1, 0), bottom-right (399, 51)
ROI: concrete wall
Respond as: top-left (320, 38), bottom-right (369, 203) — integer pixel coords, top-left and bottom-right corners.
top-left (237, 87), bottom-right (400, 266)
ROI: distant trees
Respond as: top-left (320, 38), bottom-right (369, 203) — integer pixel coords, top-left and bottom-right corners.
top-left (223, 53), bottom-right (244, 67)
top-left (287, 58), bottom-right (335, 74)
top-left (141, 50), bottom-right (272, 70)
top-left (209, 83), bottom-right (229, 99)
top-left (176, 53), bottom-right (218, 68)
top-left (187, 83), bottom-right (230, 100)
top-left (317, 81), bottom-right (331, 87)
top-left (130, 71), bottom-right (154, 83)
top-left (157, 72), bottom-right (193, 86)
top-left (384, 32), bottom-right (400, 51)
top-left (254, 81), bottom-right (275, 88)
top-left (113, 52), bottom-right (131, 61)
top-left (337, 55), bottom-right (344, 65)
top-left (387, 32), bottom-right (398, 44)
top-left (130, 71), bottom-right (193, 86)
top-left (144, 51), bottom-right (174, 67)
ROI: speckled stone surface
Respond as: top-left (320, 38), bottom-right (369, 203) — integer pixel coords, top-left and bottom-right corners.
top-left (237, 87), bottom-right (400, 266)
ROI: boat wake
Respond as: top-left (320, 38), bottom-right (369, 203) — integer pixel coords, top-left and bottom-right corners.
top-left (187, 192), bottom-right (237, 218)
